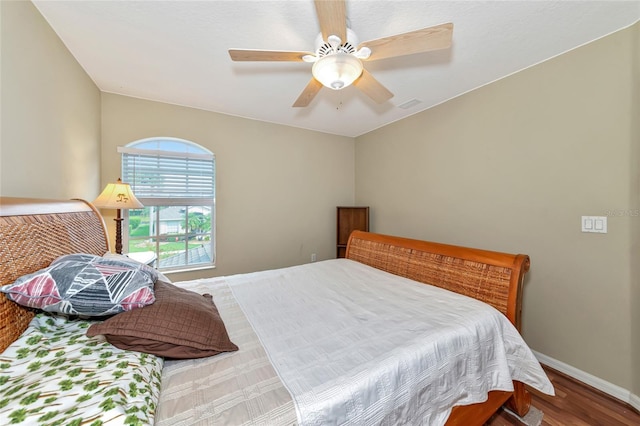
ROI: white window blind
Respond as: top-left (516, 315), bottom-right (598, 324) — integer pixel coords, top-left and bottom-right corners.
top-left (118, 146), bottom-right (215, 201)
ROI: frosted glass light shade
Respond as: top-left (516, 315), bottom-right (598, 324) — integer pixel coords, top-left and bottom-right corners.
top-left (312, 53), bottom-right (363, 90)
top-left (93, 178), bottom-right (143, 210)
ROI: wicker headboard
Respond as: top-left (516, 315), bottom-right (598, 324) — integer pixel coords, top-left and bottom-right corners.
top-left (0, 197), bottom-right (109, 352)
top-left (345, 230), bottom-right (530, 330)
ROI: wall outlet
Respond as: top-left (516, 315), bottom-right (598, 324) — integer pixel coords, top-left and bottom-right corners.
top-left (311, 253), bottom-right (317, 262)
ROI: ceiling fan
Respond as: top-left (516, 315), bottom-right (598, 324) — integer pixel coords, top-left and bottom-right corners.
top-left (229, 0), bottom-right (453, 107)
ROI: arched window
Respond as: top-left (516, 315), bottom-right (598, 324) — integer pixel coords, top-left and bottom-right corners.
top-left (118, 137), bottom-right (215, 271)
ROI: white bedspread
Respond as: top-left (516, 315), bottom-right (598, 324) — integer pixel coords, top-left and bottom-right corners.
top-left (225, 259), bottom-right (554, 426)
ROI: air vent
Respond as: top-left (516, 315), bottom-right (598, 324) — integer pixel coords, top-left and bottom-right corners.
top-left (398, 99), bottom-right (422, 109)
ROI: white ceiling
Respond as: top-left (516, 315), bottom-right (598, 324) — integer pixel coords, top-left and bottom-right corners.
top-left (33, 1), bottom-right (639, 138)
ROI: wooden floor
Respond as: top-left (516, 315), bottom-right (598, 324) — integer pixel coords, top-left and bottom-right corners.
top-left (486, 365), bottom-right (640, 426)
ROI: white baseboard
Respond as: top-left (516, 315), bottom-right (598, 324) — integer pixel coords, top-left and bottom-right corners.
top-left (533, 350), bottom-right (640, 412)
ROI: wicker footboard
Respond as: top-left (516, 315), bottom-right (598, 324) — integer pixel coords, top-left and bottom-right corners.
top-left (345, 230), bottom-right (533, 421)
top-left (345, 230), bottom-right (530, 329)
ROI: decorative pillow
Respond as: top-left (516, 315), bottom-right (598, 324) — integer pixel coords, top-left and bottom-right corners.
top-left (101, 251), bottom-right (159, 276)
top-left (103, 252), bottom-right (171, 283)
top-left (0, 253), bottom-right (156, 316)
top-left (87, 280), bottom-right (239, 359)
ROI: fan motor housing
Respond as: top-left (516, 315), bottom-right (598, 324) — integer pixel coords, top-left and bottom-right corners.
top-left (314, 28), bottom-right (359, 58)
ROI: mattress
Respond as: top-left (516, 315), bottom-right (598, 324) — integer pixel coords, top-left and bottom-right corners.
top-left (157, 259), bottom-right (553, 425)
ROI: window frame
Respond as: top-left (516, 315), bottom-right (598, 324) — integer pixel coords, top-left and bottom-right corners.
top-left (119, 138), bottom-right (216, 273)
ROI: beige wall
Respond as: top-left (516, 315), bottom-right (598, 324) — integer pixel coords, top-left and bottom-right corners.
top-left (101, 93), bottom-right (355, 281)
top-left (631, 24), bottom-right (640, 397)
top-left (0, 1), bottom-right (101, 200)
top-left (355, 25), bottom-right (638, 391)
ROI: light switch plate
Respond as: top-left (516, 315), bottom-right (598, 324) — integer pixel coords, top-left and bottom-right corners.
top-left (582, 216), bottom-right (607, 233)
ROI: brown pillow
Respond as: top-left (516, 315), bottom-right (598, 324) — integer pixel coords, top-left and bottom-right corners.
top-left (87, 280), bottom-right (238, 359)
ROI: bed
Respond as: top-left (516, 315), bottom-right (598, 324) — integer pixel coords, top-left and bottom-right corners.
top-left (0, 197), bottom-right (553, 425)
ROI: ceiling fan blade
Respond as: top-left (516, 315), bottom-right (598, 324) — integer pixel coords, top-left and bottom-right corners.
top-left (293, 78), bottom-right (323, 107)
top-left (229, 49), bottom-right (313, 62)
top-left (353, 69), bottom-right (393, 104)
top-left (359, 22), bottom-right (453, 61)
top-left (314, 0), bottom-right (346, 42)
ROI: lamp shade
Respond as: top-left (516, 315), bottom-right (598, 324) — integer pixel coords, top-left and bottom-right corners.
top-left (93, 178), bottom-right (143, 210)
top-left (312, 52), bottom-right (363, 90)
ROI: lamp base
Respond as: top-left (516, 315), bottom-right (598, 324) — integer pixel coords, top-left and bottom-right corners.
top-left (114, 209), bottom-right (123, 255)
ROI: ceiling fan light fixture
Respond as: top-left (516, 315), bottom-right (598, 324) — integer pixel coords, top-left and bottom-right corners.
top-left (312, 52), bottom-right (363, 90)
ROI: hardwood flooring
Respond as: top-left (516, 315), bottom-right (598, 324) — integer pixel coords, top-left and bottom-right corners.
top-left (486, 365), bottom-right (640, 426)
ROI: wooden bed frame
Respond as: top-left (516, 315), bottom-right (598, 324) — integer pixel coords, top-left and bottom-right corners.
top-left (0, 197), bottom-right (532, 425)
top-left (0, 198), bottom-right (109, 353)
top-left (346, 230), bottom-right (532, 423)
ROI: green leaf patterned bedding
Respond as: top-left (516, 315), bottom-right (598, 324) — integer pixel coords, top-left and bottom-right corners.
top-left (0, 313), bottom-right (163, 425)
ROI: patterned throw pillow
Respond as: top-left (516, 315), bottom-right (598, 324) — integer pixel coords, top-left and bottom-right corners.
top-left (0, 253), bottom-right (157, 316)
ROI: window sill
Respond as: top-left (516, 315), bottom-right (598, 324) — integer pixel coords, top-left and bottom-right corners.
top-left (160, 264), bottom-right (216, 275)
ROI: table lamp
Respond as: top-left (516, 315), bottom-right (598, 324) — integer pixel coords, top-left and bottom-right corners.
top-left (93, 178), bottom-right (144, 254)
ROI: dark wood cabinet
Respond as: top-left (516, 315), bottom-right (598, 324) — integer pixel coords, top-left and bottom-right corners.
top-left (337, 206), bottom-right (369, 258)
